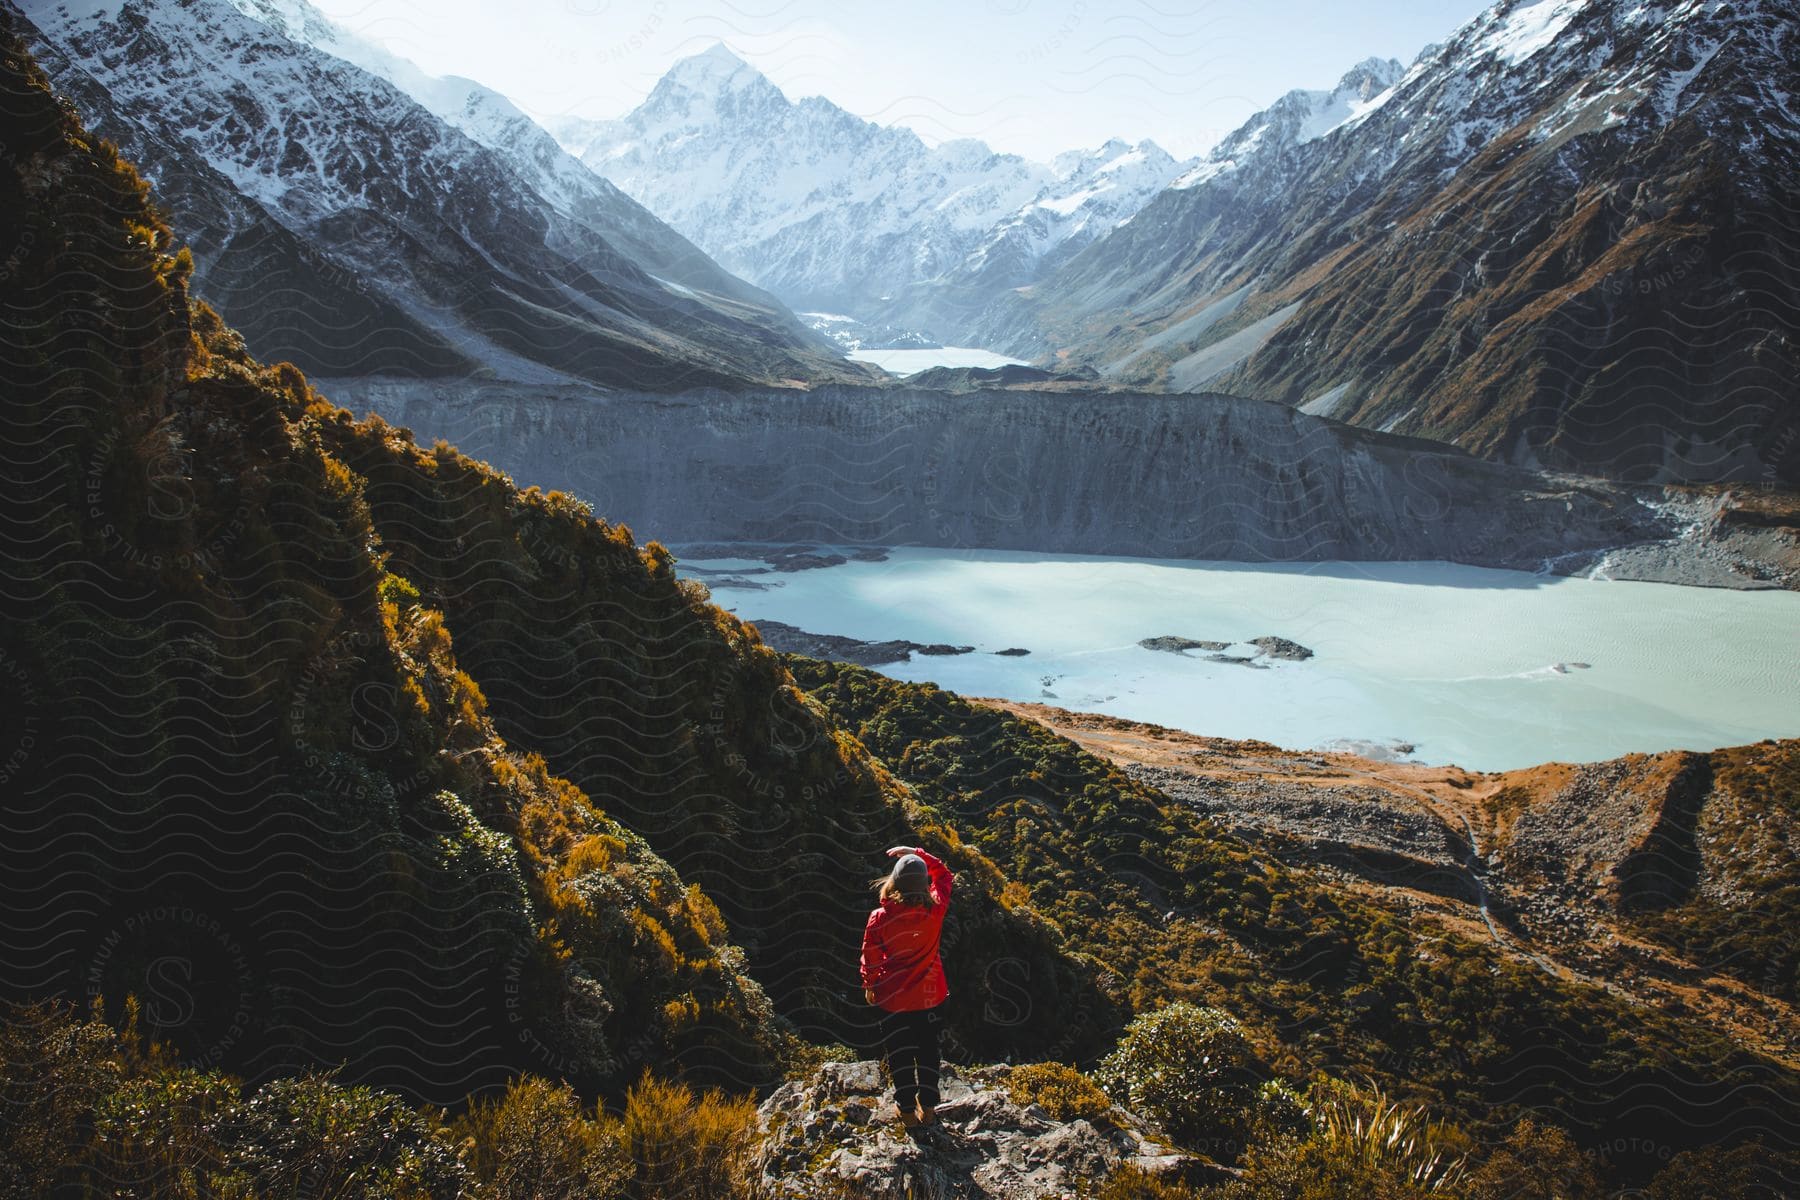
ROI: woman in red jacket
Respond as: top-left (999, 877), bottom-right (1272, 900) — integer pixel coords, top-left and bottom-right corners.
top-left (861, 844), bottom-right (955, 1129)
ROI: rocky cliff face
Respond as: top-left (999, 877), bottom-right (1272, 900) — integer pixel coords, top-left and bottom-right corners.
top-left (980, 0), bottom-right (1800, 486)
top-left (326, 377), bottom-right (1674, 572)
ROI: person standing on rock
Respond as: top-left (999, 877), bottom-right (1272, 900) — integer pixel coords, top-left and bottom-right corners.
top-left (861, 844), bottom-right (955, 1131)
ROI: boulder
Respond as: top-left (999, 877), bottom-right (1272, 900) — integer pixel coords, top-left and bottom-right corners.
top-left (754, 1060), bottom-right (1203, 1198)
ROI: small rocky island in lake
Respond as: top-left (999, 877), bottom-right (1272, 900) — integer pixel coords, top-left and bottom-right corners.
top-left (1139, 636), bottom-right (1231, 654)
top-left (1250, 636), bottom-right (1315, 660)
top-left (1139, 634), bottom-right (1315, 662)
top-left (752, 620), bottom-right (973, 667)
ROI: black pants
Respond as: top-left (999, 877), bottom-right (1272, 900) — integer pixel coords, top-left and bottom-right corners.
top-left (880, 1007), bottom-right (941, 1111)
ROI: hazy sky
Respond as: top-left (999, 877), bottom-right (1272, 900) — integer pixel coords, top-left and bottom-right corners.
top-left (310, 0), bottom-right (1492, 161)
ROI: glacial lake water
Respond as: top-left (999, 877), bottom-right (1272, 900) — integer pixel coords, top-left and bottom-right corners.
top-left (847, 346), bottom-right (1029, 374)
top-left (680, 547), bottom-right (1800, 772)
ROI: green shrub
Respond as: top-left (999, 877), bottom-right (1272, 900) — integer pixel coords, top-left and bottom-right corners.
top-left (215, 1074), bottom-right (467, 1199)
top-left (1642, 1141), bottom-right (1800, 1200)
top-left (1007, 1062), bottom-right (1115, 1124)
top-left (1298, 1081), bottom-right (1466, 1194)
top-left (0, 1003), bottom-right (121, 1195)
top-left (1093, 1163), bottom-right (1203, 1198)
top-left (1462, 1118), bottom-right (1603, 1200)
top-left (455, 1075), bottom-right (628, 1199)
top-left (1248, 1080), bottom-right (1309, 1144)
top-left (87, 1067), bottom-right (236, 1198)
top-left (1094, 1003), bottom-right (1261, 1155)
top-left (1220, 1136), bottom-right (1451, 1200)
top-left (618, 1072), bottom-right (758, 1200)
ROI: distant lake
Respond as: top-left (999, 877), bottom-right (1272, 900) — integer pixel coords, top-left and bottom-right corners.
top-left (847, 346), bottom-right (1028, 374)
top-left (681, 547), bottom-right (1800, 772)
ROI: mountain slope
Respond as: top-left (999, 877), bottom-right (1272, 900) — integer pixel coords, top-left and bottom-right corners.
top-left (5, 23), bottom-right (1800, 1188)
top-left (0, 17), bottom-right (779, 1097)
top-left (983, 701), bottom-right (1800, 1068)
top-left (879, 136), bottom-right (1188, 343)
top-left (220, 0), bottom-right (804, 320)
top-left (983, 0), bottom-right (1799, 485)
top-left (553, 46), bottom-right (1187, 334)
top-left (790, 660), bottom-right (1800, 1178)
top-left (0, 20), bottom-right (1099, 1099)
top-left (332, 376), bottom-right (1678, 576)
top-left (13, 0), bottom-right (870, 390)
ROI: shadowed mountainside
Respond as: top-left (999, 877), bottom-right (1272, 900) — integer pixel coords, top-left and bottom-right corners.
top-left (4, 18), bottom-right (1799, 1195)
top-left (0, 21), bottom-right (1106, 1099)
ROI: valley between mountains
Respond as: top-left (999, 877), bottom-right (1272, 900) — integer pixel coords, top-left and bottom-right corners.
top-left (3, 0), bottom-right (1799, 1196)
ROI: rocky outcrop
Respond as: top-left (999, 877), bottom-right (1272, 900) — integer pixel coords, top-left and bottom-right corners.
top-left (751, 620), bottom-right (974, 668)
top-left (1140, 636), bottom-right (1231, 654)
top-left (333, 377), bottom-right (1690, 573)
top-left (1563, 489), bottom-right (1800, 589)
top-left (1127, 764), bottom-right (1474, 900)
top-left (1488, 753), bottom-right (1715, 930)
top-left (1249, 637), bottom-right (1314, 661)
top-left (754, 1061), bottom-right (1198, 1199)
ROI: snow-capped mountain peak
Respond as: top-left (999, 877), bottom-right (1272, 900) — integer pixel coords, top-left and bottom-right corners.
top-left (640, 41), bottom-right (789, 121)
top-left (15, 0), bottom-right (864, 388)
top-left (970, 0), bottom-right (1799, 485)
top-left (553, 55), bottom-right (1191, 329)
top-left (1054, 137), bottom-right (1131, 178)
top-left (660, 43), bottom-right (766, 92)
top-left (1172, 56), bottom-right (1406, 189)
top-left (1296, 56), bottom-right (1406, 142)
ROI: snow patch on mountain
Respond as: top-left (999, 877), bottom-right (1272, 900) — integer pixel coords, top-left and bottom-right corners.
top-left (17, 0), bottom-right (862, 387)
top-left (1656, 35), bottom-right (1724, 119)
top-left (1172, 57), bottom-right (1405, 189)
top-left (552, 46), bottom-right (1188, 328)
top-left (1479, 0), bottom-right (1588, 65)
top-left (223, 0), bottom-right (674, 236)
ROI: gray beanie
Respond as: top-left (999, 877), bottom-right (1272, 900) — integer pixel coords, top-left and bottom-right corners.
top-left (895, 853), bottom-right (928, 883)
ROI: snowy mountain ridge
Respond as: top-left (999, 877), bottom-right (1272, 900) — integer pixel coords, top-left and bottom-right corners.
top-left (550, 45), bottom-right (1192, 329)
top-left (1171, 57), bottom-right (1406, 191)
top-left (975, 0), bottom-right (1799, 484)
top-left (15, 0), bottom-right (865, 389)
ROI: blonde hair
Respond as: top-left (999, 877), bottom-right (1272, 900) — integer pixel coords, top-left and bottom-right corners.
top-left (872, 862), bottom-right (935, 909)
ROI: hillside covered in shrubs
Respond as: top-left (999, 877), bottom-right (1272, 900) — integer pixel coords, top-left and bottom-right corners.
top-left (788, 660), bottom-right (1800, 1182)
top-left (0, 13), bottom-right (1098, 1099)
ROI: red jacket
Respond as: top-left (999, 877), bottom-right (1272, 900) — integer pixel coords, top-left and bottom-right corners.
top-left (860, 848), bottom-right (955, 1012)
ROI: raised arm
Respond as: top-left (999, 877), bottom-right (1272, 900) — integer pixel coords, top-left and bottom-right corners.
top-left (919, 848), bottom-right (954, 904)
